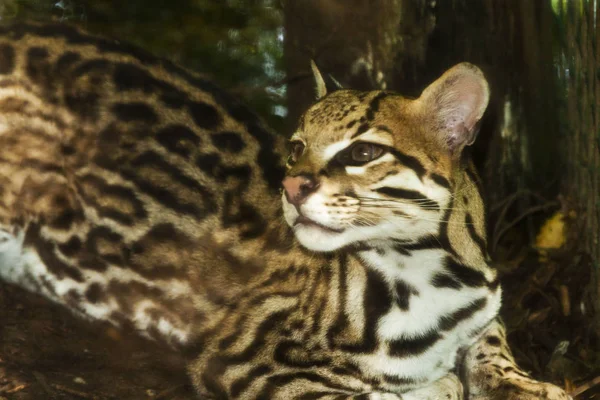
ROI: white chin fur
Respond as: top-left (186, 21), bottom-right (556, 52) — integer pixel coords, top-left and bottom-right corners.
top-left (293, 225), bottom-right (349, 252)
top-left (282, 193), bottom-right (437, 252)
top-left (282, 195), bottom-right (350, 252)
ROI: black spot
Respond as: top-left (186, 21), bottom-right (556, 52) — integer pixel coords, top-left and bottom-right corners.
top-left (196, 153), bottom-right (252, 182)
top-left (210, 131), bottom-right (245, 153)
top-left (346, 120), bottom-right (358, 129)
top-left (201, 370), bottom-right (229, 399)
top-left (113, 62), bottom-right (186, 104)
top-left (79, 174), bottom-right (147, 226)
top-left (112, 102), bottom-right (158, 123)
top-left (273, 341), bottom-right (331, 367)
top-left (486, 336), bottom-right (502, 346)
top-left (64, 90), bottom-right (100, 121)
top-left (128, 223), bottom-right (194, 279)
top-left (71, 59), bottom-right (111, 79)
top-left (375, 125), bottom-right (393, 134)
top-left (430, 173), bottom-right (451, 190)
top-left (188, 101), bottom-right (221, 130)
top-left (389, 331), bottom-right (442, 357)
top-left (55, 51), bottom-right (81, 73)
top-left (387, 147), bottom-right (427, 179)
top-left (438, 297), bottom-right (487, 331)
top-left (85, 283), bottom-right (104, 303)
top-left (60, 144), bottom-right (76, 156)
top-left (84, 226), bottom-right (125, 269)
top-left (245, 123), bottom-right (285, 192)
top-left (398, 235), bottom-right (443, 252)
top-left (335, 267), bottom-right (393, 353)
top-left (466, 213), bottom-right (487, 254)
top-left (382, 374), bottom-right (418, 385)
top-left (26, 46), bottom-right (51, 84)
top-left (229, 365), bottom-right (273, 398)
top-left (444, 257), bottom-right (487, 287)
top-left (155, 124), bottom-right (200, 158)
top-left (57, 236), bottom-right (82, 257)
top-left (374, 187), bottom-right (440, 210)
top-left (160, 93), bottom-right (186, 109)
top-left (24, 224), bottom-right (84, 282)
top-left (431, 273), bottom-right (462, 290)
top-left (196, 153), bottom-right (221, 177)
top-left (435, 197), bottom-right (457, 257)
top-left (50, 208), bottom-right (84, 230)
top-left (0, 43), bottom-right (15, 74)
top-left (113, 62), bottom-right (156, 92)
top-left (465, 166), bottom-right (485, 205)
top-left (392, 244), bottom-right (411, 256)
top-left (222, 190), bottom-right (266, 239)
top-left (125, 151), bottom-right (217, 217)
top-left (367, 92), bottom-right (388, 120)
top-left (145, 223), bottom-right (182, 241)
top-left (351, 122), bottom-right (370, 138)
top-left (395, 280), bottom-right (419, 311)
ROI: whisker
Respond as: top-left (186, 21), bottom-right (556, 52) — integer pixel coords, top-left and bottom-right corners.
top-left (359, 203), bottom-right (462, 212)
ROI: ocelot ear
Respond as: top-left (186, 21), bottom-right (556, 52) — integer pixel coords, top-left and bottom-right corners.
top-left (310, 60), bottom-right (328, 99)
top-left (419, 63), bottom-right (490, 154)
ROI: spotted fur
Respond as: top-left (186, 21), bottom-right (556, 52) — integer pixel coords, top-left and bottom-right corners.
top-left (0, 22), bottom-right (569, 399)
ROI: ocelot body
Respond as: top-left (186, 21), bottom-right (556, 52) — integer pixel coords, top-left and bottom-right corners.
top-left (0, 22), bottom-right (569, 399)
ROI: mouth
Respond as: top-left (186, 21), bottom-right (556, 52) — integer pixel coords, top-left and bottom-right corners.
top-left (294, 215), bottom-right (345, 233)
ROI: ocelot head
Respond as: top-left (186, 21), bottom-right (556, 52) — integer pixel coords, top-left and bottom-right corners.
top-left (282, 63), bottom-right (490, 252)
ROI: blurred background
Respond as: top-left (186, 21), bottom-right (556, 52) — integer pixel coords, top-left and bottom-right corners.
top-left (0, 0), bottom-right (599, 398)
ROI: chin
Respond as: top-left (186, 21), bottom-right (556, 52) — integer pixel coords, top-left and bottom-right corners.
top-left (293, 224), bottom-right (352, 252)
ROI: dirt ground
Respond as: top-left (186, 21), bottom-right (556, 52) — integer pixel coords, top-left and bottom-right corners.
top-left (0, 284), bottom-right (196, 400)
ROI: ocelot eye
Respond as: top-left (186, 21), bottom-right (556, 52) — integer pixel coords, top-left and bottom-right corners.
top-left (337, 142), bottom-right (385, 166)
top-left (288, 141), bottom-right (305, 165)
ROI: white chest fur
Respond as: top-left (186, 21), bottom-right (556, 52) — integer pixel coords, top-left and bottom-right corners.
top-left (352, 248), bottom-right (501, 387)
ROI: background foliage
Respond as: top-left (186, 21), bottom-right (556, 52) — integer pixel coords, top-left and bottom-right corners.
top-left (0, 0), bottom-right (286, 129)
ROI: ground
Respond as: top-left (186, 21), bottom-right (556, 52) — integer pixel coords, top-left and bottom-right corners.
top-left (0, 284), bottom-right (195, 400)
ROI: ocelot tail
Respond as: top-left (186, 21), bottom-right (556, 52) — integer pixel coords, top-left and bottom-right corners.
top-left (0, 22), bottom-right (570, 399)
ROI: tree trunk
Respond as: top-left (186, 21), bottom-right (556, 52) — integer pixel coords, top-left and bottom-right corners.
top-left (282, 0), bottom-right (435, 133)
top-left (557, 0), bottom-right (600, 325)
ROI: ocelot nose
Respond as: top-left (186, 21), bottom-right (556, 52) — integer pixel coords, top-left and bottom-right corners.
top-left (282, 175), bottom-right (319, 206)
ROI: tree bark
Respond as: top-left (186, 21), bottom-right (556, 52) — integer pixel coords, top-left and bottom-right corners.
top-left (282, 0), bottom-right (434, 133)
top-left (557, 0), bottom-right (600, 319)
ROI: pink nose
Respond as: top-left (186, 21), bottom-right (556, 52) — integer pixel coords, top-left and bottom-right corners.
top-left (282, 175), bottom-right (319, 206)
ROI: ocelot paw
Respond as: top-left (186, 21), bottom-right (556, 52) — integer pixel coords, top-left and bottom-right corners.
top-left (471, 379), bottom-right (571, 400)
top-left (402, 374), bottom-right (463, 400)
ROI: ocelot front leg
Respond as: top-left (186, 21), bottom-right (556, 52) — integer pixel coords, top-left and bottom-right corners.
top-left (401, 373), bottom-right (463, 400)
top-left (198, 372), bottom-right (463, 400)
top-left (462, 319), bottom-right (571, 400)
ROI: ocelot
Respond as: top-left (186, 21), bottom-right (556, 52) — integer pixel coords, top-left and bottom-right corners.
top-left (0, 22), bottom-right (570, 399)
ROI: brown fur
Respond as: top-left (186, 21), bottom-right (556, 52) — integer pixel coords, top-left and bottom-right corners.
top-left (0, 22), bottom-right (570, 399)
